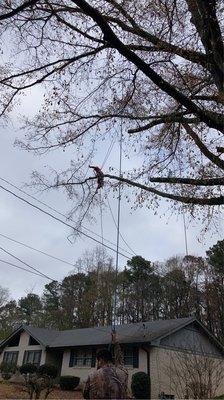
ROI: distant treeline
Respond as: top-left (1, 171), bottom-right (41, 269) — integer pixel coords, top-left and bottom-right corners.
top-left (0, 241), bottom-right (223, 343)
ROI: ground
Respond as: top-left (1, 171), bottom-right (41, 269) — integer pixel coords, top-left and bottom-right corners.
top-left (0, 382), bottom-right (83, 399)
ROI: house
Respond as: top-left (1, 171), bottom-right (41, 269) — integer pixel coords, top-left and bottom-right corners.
top-left (0, 316), bottom-right (223, 398)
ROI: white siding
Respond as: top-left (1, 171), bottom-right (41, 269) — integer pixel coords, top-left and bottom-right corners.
top-left (150, 346), bottom-right (224, 399)
top-left (61, 348), bottom-right (148, 388)
top-left (0, 331), bottom-right (46, 366)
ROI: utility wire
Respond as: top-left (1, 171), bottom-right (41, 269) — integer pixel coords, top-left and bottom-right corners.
top-left (107, 198), bottom-right (137, 256)
top-left (0, 233), bottom-right (76, 268)
top-left (0, 258), bottom-right (48, 278)
top-left (183, 213), bottom-right (188, 256)
top-left (101, 135), bottom-right (137, 256)
top-left (100, 192), bottom-right (104, 247)
top-left (101, 135), bottom-right (117, 169)
top-left (0, 177), bottom-right (133, 257)
top-left (113, 119), bottom-right (123, 331)
top-left (0, 184), bottom-right (131, 260)
top-left (0, 245), bottom-right (54, 281)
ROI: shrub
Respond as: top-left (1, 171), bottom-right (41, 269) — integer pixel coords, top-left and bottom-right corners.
top-left (19, 363), bottom-right (37, 375)
top-left (38, 364), bottom-right (58, 378)
top-left (0, 362), bottom-right (17, 380)
top-left (131, 372), bottom-right (150, 399)
top-left (59, 375), bottom-right (80, 391)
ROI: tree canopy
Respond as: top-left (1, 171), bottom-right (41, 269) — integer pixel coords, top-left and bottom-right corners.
top-left (0, 0), bottom-right (223, 224)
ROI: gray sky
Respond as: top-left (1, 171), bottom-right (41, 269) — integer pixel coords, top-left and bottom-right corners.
top-left (0, 88), bottom-right (223, 301)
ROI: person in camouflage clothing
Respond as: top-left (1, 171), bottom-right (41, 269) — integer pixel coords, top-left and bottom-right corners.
top-left (83, 332), bottom-right (128, 399)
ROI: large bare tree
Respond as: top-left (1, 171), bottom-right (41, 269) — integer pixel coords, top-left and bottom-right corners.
top-left (0, 0), bottom-right (223, 224)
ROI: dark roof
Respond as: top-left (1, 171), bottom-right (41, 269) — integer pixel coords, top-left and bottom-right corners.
top-left (0, 317), bottom-right (194, 348)
top-left (1, 317), bottom-right (223, 353)
top-left (49, 316), bottom-right (195, 348)
top-left (25, 326), bottom-right (59, 347)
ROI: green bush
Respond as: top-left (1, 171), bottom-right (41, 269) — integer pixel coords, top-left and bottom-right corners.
top-left (19, 363), bottom-right (37, 375)
top-left (59, 375), bottom-right (80, 391)
top-left (0, 362), bottom-right (17, 380)
top-left (131, 372), bottom-right (150, 399)
top-left (38, 364), bottom-right (58, 378)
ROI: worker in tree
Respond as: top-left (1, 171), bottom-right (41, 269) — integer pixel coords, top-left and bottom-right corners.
top-left (89, 165), bottom-right (104, 189)
top-left (83, 331), bottom-right (128, 399)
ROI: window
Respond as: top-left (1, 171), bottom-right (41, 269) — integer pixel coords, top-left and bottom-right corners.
top-left (29, 336), bottom-right (40, 346)
top-left (124, 348), bottom-right (134, 367)
top-left (7, 333), bottom-right (20, 347)
top-left (3, 351), bottom-right (19, 365)
top-left (23, 350), bottom-right (42, 367)
top-left (69, 349), bottom-right (95, 367)
top-left (123, 347), bottom-right (139, 368)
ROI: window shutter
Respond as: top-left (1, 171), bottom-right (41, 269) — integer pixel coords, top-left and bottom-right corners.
top-left (23, 351), bottom-right (27, 365)
top-left (13, 352), bottom-right (19, 365)
top-left (34, 351), bottom-right (41, 366)
top-left (133, 347), bottom-right (139, 368)
top-left (91, 348), bottom-right (96, 368)
top-left (69, 349), bottom-right (75, 367)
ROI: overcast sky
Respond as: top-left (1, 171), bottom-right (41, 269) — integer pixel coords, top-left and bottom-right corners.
top-left (0, 87), bottom-right (223, 301)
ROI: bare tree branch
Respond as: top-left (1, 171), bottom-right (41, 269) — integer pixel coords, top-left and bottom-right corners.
top-left (186, 0), bottom-right (224, 92)
top-left (150, 176), bottom-right (224, 186)
top-left (0, 0), bottom-right (38, 21)
top-left (103, 174), bottom-right (224, 206)
top-left (183, 123), bottom-right (224, 171)
top-left (71, 0), bottom-right (224, 132)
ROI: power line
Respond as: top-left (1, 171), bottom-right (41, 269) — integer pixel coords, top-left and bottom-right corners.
top-left (0, 258), bottom-right (48, 278)
top-left (0, 245), bottom-right (54, 281)
top-left (101, 134), bottom-right (137, 257)
top-left (113, 118), bottom-right (123, 331)
top-left (183, 213), bottom-right (189, 256)
top-left (0, 176), bottom-right (133, 257)
top-left (0, 233), bottom-right (76, 268)
top-left (101, 135), bottom-right (117, 169)
top-left (0, 183), bottom-right (131, 260)
top-left (107, 198), bottom-right (137, 256)
top-left (99, 192), bottom-right (104, 247)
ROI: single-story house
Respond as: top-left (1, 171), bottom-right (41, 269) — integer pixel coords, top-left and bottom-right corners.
top-left (0, 316), bottom-right (223, 398)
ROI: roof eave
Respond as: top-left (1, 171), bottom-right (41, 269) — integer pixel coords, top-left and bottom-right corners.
top-left (0, 325), bottom-right (46, 349)
top-left (48, 340), bottom-right (151, 349)
top-left (23, 326), bottom-right (47, 348)
top-left (0, 324), bottom-right (24, 349)
top-left (151, 316), bottom-right (196, 344)
top-left (193, 318), bottom-right (224, 354)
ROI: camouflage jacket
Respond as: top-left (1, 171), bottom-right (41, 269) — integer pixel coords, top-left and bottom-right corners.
top-left (83, 342), bottom-right (128, 399)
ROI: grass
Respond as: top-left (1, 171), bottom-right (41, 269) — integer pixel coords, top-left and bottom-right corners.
top-left (0, 381), bottom-right (83, 399)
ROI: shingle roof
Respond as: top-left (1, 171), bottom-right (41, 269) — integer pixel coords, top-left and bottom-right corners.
top-left (2, 317), bottom-right (222, 353)
top-left (25, 326), bottom-right (60, 347)
top-left (49, 316), bottom-right (195, 347)
top-left (19, 317), bottom-right (196, 348)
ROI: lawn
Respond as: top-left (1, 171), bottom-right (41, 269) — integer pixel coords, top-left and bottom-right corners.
top-left (0, 382), bottom-right (83, 399)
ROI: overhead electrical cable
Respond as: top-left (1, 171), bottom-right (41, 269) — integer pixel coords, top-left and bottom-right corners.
top-left (0, 245), bottom-right (54, 281)
top-left (100, 192), bottom-right (104, 247)
top-left (107, 198), bottom-right (137, 256)
top-left (0, 176), bottom-right (133, 257)
top-left (0, 184), bottom-right (131, 260)
top-left (183, 213), bottom-right (189, 256)
top-left (0, 233), bottom-right (76, 268)
top-left (113, 117), bottom-right (123, 331)
top-left (101, 135), bottom-right (117, 169)
top-left (0, 184), bottom-right (192, 289)
top-left (0, 258), bottom-right (49, 278)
